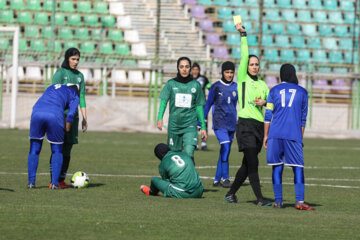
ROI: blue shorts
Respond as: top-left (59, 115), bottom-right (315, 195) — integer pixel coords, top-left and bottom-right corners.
top-left (266, 138), bottom-right (304, 167)
top-left (214, 129), bottom-right (235, 145)
top-left (29, 111), bottom-right (64, 144)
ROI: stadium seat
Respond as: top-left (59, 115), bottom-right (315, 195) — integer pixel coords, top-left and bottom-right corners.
top-left (308, 0), bottom-right (322, 10)
top-left (344, 13), bottom-right (355, 24)
top-left (324, 0), bottom-right (337, 10)
top-left (80, 42), bottom-right (95, 54)
top-left (270, 23), bottom-right (284, 34)
top-left (101, 15), bottom-right (115, 27)
top-left (68, 14), bottom-right (81, 26)
top-left (43, 0), bottom-right (53, 11)
top-left (275, 35), bottom-right (289, 47)
top-left (302, 24), bottom-right (317, 36)
top-left (328, 12), bottom-right (343, 24)
top-left (0, 38), bottom-right (10, 50)
top-left (262, 35), bottom-right (273, 47)
top-left (323, 38), bottom-right (337, 50)
top-left (76, 1), bottom-right (91, 13)
top-left (223, 20), bottom-right (236, 33)
top-left (0, 10), bottom-right (14, 23)
top-left (280, 49), bottom-right (294, 61)
top-left (263, 49), bottom-right (279, 61)
top-left (264, 9), bottom-right (279, 21)
top-left (108, 30), bottom-right (123, 42)
top-left (60, 1), bottom-right (74, 12)
top-left (249, 47), bottom-right (259, 56)
top-left (41, 26), bottom-right (52, 39)
top-left (312, 50), bottom-right (327, 63)
top-left (94, 2), bottom-right (108, 14)
top-left (265, 76), bottom-right (278, 88)
top-left (111, 69), bottom-right (127, 84)
top-left (313, 79), bottom-right (328, 89)
top-left (264, 0), bottom-right (275, 7)
top-left (296, 50), bottom-right (310, 62)
top-left (308, 37), bottom-right (321, 48)
top-left (99, 43), bottom-right (113, 55)
top-left (191, 5), bottom-right (206, 19)
top-left (198, 0), bottom-right (212, 5)
top-left (249, 8), bottom-right (259, 20)
top-left (0, 0), bottom-right (7, 9)
top-left (17, 11), bottom-right (32, 24)
top-left (244, 0), bottom-right (258, 7)
top-left (55, 13), bottom-right (65, 25)
top-left (229, 0), bottom-right (242, 6)
top-left (232, 47), bottom-right (241, 59)
top-left (286, 23), bottom-right (300, 35)
top-left (91, 29), bottom-right (103, 40)
top-left (124, 30), bottom-right (139, 43)
top-left (34, 12), bottom-right (48, 25)
top-left (58, 28), bottom-right (73, 40)
top-left (233, 8), bottom-right (248, 19)
top-left (277, 0), bottom-right (291, 8)
top-left (262, 22), bottom-right (270, 34)
top-left (292, 0), bottom-right (307, 9)
top-left (206, 33), bottom-right (221, 45)
top-left (115, 43), bottom-right (130, 55)
top-left (217, 7), bottom-right (232, 19)
top-left (334, 25), bottom-right (348, 37)
top-left (340, 0), bottom-right (354, 11)
top-left (313, 11), bottom-right (327, 23)
top-left (182, 0), bottom-right (197, 4)
top-left (247, 35), bottom-right (258, 46)
top-left (344, 51), bottom-right (356, 64)
top-left (213, 46), bottom-right (229, 59)
top-left (329, 52), bottom-right (343, 63)
top-left (30, 39), bottom-right (45, 52)
top-left (291, 36), bottom-right (306, 48)
top-left (84, 15), bottom-right (99, 27)
top-left (26, 0), bottom-right (40, 10)
top-left (213, 0), bottom-right (227, 6)
top-left (63, 41), bottom-right (78, 50)
top-left (25, 26), bottom-right (39, 38)
top-left (131, 43), bottom-right (147, 56)
top-left (54, 41), bottom-right (62, 52)
top-left (199, 19), bottom-right (214, 32)
top-left (26, 66), bottom-right (42, 81)
top-left (318, 25), bottom-right (332, 36)
top-left (227, 34), bottom-right (240, 46)
top-left (19, 39), bottom-right (28, 51)
top-left (244, 22), bottom-right (258, 34)
top-left (282, 9), bottom-right (296, 22)
top-left (339, 39), bottom-right (352, 50)
top-left (331, 79), bottom-right (349, 90)
top-left (75, 28), bottom-right (89, 40)
top-left (128, 71), bottom-right (144, 84)
top-left (297, 10), bottom-right (311, 22)
top-left (117, 15), bottom-right (132, 29)
top-left (10, 0), bottom-right (24, 10)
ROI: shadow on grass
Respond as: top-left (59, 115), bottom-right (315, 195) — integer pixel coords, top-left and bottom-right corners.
top-left (87, 183), bottom-right (105, 188)
top-left (246, 198), bottom-right (322, 209)
top-left (203, 188), bottom-right (219, 193)
top-left (0, 188), bottom-right (15, 192)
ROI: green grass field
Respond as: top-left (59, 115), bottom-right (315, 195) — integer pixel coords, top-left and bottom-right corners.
top-left (0, 129), bottom-right (359, 240)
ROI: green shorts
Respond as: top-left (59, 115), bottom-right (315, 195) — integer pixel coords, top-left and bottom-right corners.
top-left (167, 129), bottom-right (198, 152)
top-left (65, 115), bottom-right (79, 145)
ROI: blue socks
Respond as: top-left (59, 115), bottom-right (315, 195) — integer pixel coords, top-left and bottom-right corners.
top-left (50, 144), bottom-right (63, 186)
top-left (293, 166), bottom-right (305, 202)
top-left (27, 139), bottom-right (43, 184)
top-left (272, 164), bottom-right (284, 204)
top-left (215, 142), bottom-right (231, 182)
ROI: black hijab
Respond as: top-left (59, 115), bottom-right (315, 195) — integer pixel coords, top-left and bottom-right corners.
top-left (175, 57), bottom-right (192, 83)
top-left (280, 64), bottom-right (298, 85)
top-left (61, 48), bottom-right (81, 69)
top-left (221, 61), bottom-right (235, 84)
top-left (247, 54), bottom-right (259, 81)
top-left (154, 143), bottom-right (171, 161)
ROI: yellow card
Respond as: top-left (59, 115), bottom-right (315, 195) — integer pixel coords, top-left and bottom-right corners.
top-left (233, 15), bottom-right (242, 25)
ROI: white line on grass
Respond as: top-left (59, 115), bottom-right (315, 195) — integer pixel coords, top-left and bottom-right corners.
top-left (1, 172), bottom-right (359, 189)
top-left (196, 166), bottom-right (360, 170)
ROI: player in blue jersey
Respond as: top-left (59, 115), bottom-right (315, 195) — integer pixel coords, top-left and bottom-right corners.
top-left (263, 64), bottom-right (314, 210)
top-left (27, 84), bottom-right (80, 189)
top-left (204, 61), bottom-right (237, 188)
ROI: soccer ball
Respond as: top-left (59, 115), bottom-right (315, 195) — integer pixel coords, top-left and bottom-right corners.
top-left (71, 171), bottom-right (89, 188)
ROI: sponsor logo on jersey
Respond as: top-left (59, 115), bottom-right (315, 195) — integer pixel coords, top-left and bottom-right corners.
top-left (77, 77), bottom-right (81, 83)
top-left (218, 92), bottom-right (223, 96)
top-left (191, 88), bottom-right (196, 93)
top-left (64, 76), bottom-right (68, 80)
top-left (233, 91), bottom-right (237, 97)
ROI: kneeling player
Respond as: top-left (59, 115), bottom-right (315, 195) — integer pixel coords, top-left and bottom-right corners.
top-left (140, 143), bottom-right (204, 198)
top-left (263, 64), bottom-right (314, 210)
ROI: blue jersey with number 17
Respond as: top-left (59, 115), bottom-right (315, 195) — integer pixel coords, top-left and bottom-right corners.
top-left (264, 82), bottom-right (308, 143)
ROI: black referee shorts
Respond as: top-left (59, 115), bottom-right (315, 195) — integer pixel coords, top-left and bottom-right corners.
top-left (236, 117), bottom-right (264, 153)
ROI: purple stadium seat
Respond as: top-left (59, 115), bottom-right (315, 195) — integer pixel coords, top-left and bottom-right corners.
top-left (191, 5), bottom-right (206, 18)
top-left (182, 0), bottom-right (197, 4)
top-left (313, 79), bottom-right (328, 90)
top-left (213, 46), bottom-right (229, 59)
top-left (332, 79), bottom-right (350, 91)
top-left (206, 33), bottom-right (221, 45)
top-left (265, 76), bottom-right (278, 88)
top-left (299, 79), bottom-right (307, 88)
top-left (199, 19), bottom-right (214, 31)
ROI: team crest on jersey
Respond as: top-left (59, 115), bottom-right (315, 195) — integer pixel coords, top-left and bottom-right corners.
top-left (232, 91), bottom-right (236, 97)
top-left (191, 88), bottom-right (196, 93)
top-left (64, 76), bottom-right (68, 80)
top-left (77, 77), bottom-right (81, 83)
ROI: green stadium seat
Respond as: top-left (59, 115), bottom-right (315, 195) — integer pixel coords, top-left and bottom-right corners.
top-left (19, 39), bottom-right (28, 51)
top-left (0, 10), bottom-right (14, 23)
top-left (226, 34), bottom-right (240, 46)
top-left (281, 9), bottom-right (295, 22)
top-left (270, 23), bottom-right (284, 34)
top-left (108, 30), bottom-right (123, 42)
top-left (249, 47), bottom-right (259, 56)
top-left (198, 0), bottom-right (212, 5)
top-left (263, 49), bottom-right (278, 61)
top-left (233, 8), bottom-right (247, 20)
top-left (277, 0), bottom-right (291, 8)
top-left (91, 29), bottom-right (103, 40)
top-left (344, 13), bottom-right (355, 24)
top-left (247, 35), bottom-right (258, 46)
top-left (297, 10), bottom-right (311, 22)
top-left (302, 24), bottom-right (317, 36)
top-left (249, 8), bottom-right (259, 20)
top-left (25, 25), bottom-right (39, 38)
top-left (58, 28), bottom-right (73, 40)
top-left (317, 67), bottom-right (331, 72)
top-left (339, 39), bottom-right (352, 50)
top-left (308, 37), bottom-right (321, 48)
top-left (93, 2), bottom-right (108, 14)
top-left (262, 35), bottom-right (273, 47)
top-left (328, 12), bottom-right (343, 24)
top-left (286, 23), bottom-right (300, 35)
top-left (264, 9), bottom-right (279, 21)
top-left (80, 42), bottom-right (95, 54)
top-left (329, 51), bottom-right (343, 63)
top-left (262, 22), bottom-right (270, 34)
top-left (17, 11), bottom-right (32, 24)
top-left (354, 54), bottom-right (358, 64)
top-left (334, 25), bottom-right (348, 37)
top-left (54, 41), bottom-right (62, 52)
top-left (280, 49), bottom-right (294, 61)
top-left (291, 36), bottom-right (306, 48)
top-left (26, 0), bottom-right (40, 10)
top-left (10, 0), bottom-right (24, 10)
top-left (293, 0), bottom-right (307, 9)
top-left (76, 1), bottom-right (92, 13)
top-left (308, 0), bottom-right (322, 10)
top-left (55, 13), bottom-right (65, 25)
top-left (84, 15), bottom-right (99, 27)
top-left (0, 0), bottom-right (7, 9)
top-left (296, 50), bottom-right (310, 62)
top-left (313, 11), bottom-right (327, 23)
top-left (43, 0), bottom-right (53, 11)
top-left (323, 38), bottom-right (337, 50)
top-left (324, 0), bottom-right (337, 10)
top-left (34, 12), bottom-right (48, 24)
top-left (229, 0), bottom-right (242, 7)
top-left (243, 22), bottom-right (258, 34)
top-left (41, 26), bottom-right (52, 39)
top-left (99, 42), bottom-right (113, 55)
top-left (344, 51), bottom-right (356, 64)
top-left (244, 0), bottom-right (258, 7)
top-left (319, 25), bottom-right (332, 36)
top-left (68, 14), bottom-right (82, 26)
top-left (101, 15), bottom-right (115, 27)
top-left (217, 7), bottom-right (232, 19)
top-left (223, 20), bottom-right (237, 33)
top-left (264, 0), bottom-right (275, 7)
top-left (213, 0), bottom-right (226, 6)
top-left (275, 35), bottom-right (289, 47)
top-left (30, 39), bottom-right (45, 52)
top-left (121, 60), bottom-right (137, 68)
top-left (340, 0), bottom-right (354, 11)
top-left (333, 67), bottom-right (348, 73)
top-left (60, 1), bottom-right (74, 12)
top-left (63, 41), bottom-right (78, 50)
top-left (312, 50), bottom-right (327, 63)
top-left (232, 47), bottom-right (241, 59)
top-left (0, 39), bottom-right (10, 50)
top-left (115, 43), bottom-right (130, 55)
top-left (75, 28), bottom-right (89, 40)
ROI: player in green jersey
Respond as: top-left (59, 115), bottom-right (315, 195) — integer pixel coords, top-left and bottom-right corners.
top-left (140, 143), bottom-right (204, 198)
top-left (225, 23), bottom-right (272, 206)
top-left (157, 57), bottom-right (207, 162)
top-left (50, 48), bottom-right (88, 189)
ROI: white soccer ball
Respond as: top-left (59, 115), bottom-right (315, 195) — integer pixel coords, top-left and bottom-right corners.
top-left (71, 171), bottom-right (89, 188)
